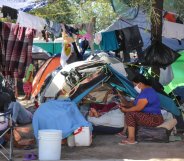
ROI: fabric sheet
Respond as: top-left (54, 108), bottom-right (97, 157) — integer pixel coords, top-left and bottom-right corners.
top-left (162, 20), bottom-right (184, 41)
top-left (33, 99), bottom-right (92, 139)
top-left (1, 5), bottom-right (18, 20)
top-left (100, 31), bottom-right (119, 51)
top-left (159, 65), bottom-right (174, 86)
top-left (0, 118), bottom-right (8, 131)
top-left (17, 11), bottom-right (46, 32)
top-left (158, 93), bottom-right (181, 116)
top-left (0, 21), bottom-right (35, 78)
top-left (45, 20), bottom-right (62, 37)
top-left (60, 42), bottom-right (73, 67)
top-left (88, 109), bottom-right (124, 128)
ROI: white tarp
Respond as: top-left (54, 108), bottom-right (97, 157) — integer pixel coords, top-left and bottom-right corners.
top-left (0, 0), bottom-right (47, 11)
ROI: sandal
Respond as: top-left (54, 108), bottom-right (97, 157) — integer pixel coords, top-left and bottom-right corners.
top-left (23, 152), bottom-right (37, 161)
top-left (115, 132), bottom-right (127, 138)
top-left (118, 140), bottom-right (138, 145)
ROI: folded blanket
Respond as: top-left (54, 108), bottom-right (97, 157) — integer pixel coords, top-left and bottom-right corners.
top-left (157, 118), bottom-right (177, 130)
top-left (88, 109), bottom-right (124, 128)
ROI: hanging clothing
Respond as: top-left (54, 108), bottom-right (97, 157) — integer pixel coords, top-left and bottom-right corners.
top-left (159, 65), bottom-right (174, 86)
top-left (79, 39), bottom-right (89, 57)
top-left (64, 24), bottom-right (79, 37)
top-left (17, 11), bottom-right (46, 32)
top-left (77, 33), bottom-right (92, 41)
top-left (62, 31), bottom-right (75, 44)
top-left (45, 20), bottom-right (62, 37)
top-left (115, 29), bottom-right (124, 50)
top-left (60, 42), bottom-right (73, 67)
top-left (162, 20), bottom-right (184, 41)
top-left (94, 32), bottom-right (102, 45)
top-left (100, 31), bottom-right (119, 51)
top-left (0, 22), bottom-right (35, 78)
top-left (118, 25), bottom-right (143, 53)
top-left (75, 22), bottom-right (94, 54)
top-left (1, 5), bottom-right (18, 20)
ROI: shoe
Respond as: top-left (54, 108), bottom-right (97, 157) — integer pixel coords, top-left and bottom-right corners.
top-left (118, 140), bottom-right (138, 145)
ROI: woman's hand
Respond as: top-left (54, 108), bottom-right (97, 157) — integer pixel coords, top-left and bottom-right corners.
top-left (118, 104), bottom-right (128, 112)
top-left (120, 106), bottom-right (128, 112)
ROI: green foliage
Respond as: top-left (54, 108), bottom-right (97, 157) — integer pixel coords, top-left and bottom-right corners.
top-left (29, 0), bottom-right (184, 32)
top-left (29, 0), bottom-right (74, 24)
top-left (29, 0), bottom-right (116, 32)
top-left (71, 0), bottom-right (117, 32)
top-left (0, 18), bottom-right (16, 23)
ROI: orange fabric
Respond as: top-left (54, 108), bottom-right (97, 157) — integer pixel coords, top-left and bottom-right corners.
top-left (164, 12), bottom-right (176, 22)
top-left (31, 56), bottom-right (61, 97)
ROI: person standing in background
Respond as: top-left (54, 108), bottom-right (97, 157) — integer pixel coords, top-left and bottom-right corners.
top-left (22, 64), bottom-right (34, 100)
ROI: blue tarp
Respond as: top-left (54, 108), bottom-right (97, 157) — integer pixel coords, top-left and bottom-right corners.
top-left (20, 1), bottom-right (48, 12)
top-left (158, 93), bottom-right (181, 116)
top-left (33, 99), bottom-right (92, 139)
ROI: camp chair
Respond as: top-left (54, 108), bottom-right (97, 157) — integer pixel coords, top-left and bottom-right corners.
top-left (0, 110), bottom-right (14, 161)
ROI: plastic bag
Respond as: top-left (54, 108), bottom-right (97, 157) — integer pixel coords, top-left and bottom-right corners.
top-left (143, 41), bottom-right (180, 68)
top-left (136, 126), bottom-right (170, 143)
top-left (159, 65), bottom-right (174, 86)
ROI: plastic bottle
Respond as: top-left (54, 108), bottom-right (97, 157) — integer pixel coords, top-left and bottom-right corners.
top-left (67, 134), bottom-right (75, 147)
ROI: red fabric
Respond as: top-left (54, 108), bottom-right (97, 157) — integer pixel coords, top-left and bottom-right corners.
top-left (164, 12), bottom-right (176, 22)
top-left (34, 101), bottom-right (39, 109)
top-left (90, 102), bottom-right (117, 115)
top-left (126, 112), bottom-right (164, 127)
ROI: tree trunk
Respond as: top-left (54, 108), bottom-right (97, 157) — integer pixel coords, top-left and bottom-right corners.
top-left (151, 0), bottom-right (164, 43)
top-left (150, 0), bottom-right (164, 77)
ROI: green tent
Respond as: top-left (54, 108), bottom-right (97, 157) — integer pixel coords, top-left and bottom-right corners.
top-left (164, 50), bottom-right (184, 93)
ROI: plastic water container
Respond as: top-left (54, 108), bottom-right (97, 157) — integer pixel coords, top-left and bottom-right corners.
top-left (67, 134), bottom-right (75, 147)
top-left (74, 127), bottom-right (92, 146)
top-left (38, 129), bottom-right (62, 160)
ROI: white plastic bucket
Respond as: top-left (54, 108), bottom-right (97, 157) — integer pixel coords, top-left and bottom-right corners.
top-left (38, 129), bottom-right (62, 161)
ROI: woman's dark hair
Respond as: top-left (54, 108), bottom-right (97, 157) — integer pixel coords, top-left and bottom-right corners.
top-left (132, 74), bottom-right (151, 86)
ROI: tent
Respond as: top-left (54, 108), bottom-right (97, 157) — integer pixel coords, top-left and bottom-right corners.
top-left (31, 55), bottom-right (61, 98)
top-left (36, 53), bottom-right (180, 116)
top-left (40, 53), bottom-right (128, 101)
top-left (33, 38), bottom-right (63, 56)
top-left (32, 45), bottom-right (50, 60)
top-left (164, 50), bottom-right (184, 93)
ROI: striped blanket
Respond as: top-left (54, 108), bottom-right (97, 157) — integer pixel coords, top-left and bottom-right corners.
top-left (0, 21), bottom-right (35, 78)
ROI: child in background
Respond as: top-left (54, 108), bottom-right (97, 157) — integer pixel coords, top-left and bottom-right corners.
top-left (23, 64), bottom-right (34, 100)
